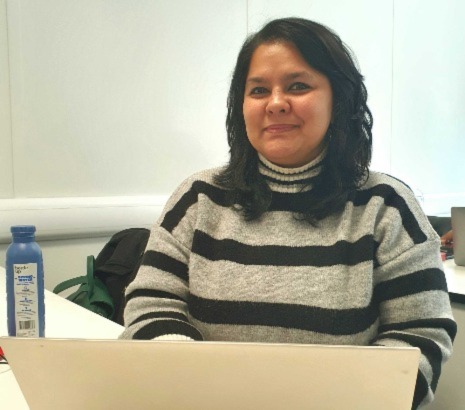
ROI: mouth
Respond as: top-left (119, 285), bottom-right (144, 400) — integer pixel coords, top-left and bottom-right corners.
top-left (264, 124), bottom-right (298, 133)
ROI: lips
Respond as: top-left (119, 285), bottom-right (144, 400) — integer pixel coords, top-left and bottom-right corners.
top-left (264, 124), bottom-right (298, 133)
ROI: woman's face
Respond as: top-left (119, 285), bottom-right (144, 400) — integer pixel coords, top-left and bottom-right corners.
top-left (243, 41), bottom-right (333, 168)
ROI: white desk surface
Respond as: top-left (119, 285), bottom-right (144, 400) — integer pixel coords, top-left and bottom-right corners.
top-left (1, 261), bottom-right (464, 410)
top-left (0, 266), bottom-right (124, 410)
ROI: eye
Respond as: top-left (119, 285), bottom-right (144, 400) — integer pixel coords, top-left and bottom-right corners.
top-left (248, 86), bottom-right (269, 96)
top-left (289, 82), bottom-right (310, 91)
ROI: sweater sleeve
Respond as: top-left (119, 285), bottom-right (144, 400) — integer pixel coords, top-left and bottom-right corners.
top-left (370, 186), bottom-right (456, 409)
top-left (119, 177), bottom-right (204, 341)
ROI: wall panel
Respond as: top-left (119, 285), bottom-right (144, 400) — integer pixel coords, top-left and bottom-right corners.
top-left (0, 0), bottom-right (13, 198)
top-left (391, 0), bottom-right (465, 214)
top-left (7, 0), bottom-right (246, 198)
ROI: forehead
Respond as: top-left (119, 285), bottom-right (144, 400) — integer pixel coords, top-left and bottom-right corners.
top-left (247, 41), bottom-right (316, 77)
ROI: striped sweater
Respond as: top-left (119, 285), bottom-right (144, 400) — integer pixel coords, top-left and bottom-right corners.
top-left (121, 153), bottom-right (456, 409)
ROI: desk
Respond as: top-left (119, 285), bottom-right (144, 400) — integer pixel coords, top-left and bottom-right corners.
top-left (0, 267), bottom-right (124, 410)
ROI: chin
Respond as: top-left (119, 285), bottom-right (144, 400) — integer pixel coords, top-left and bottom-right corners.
top-left (266, 156), bottom-right (300, 168)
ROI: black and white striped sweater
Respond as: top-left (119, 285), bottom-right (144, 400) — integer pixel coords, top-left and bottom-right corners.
top-left (121, 153), bottom-right (456, 409)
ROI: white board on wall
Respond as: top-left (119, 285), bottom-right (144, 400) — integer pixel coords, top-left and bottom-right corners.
top-left (0, 0), bottom-right (13, 198)
top-left (6, 0), bottom-right (246, 198)
top-left (391, 0), bottom-right (465, 203)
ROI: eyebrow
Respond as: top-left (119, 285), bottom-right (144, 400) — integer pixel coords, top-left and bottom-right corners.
top-left (246, 71), bottom-right (313, 84)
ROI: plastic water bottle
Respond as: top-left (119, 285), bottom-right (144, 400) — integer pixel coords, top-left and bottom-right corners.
top-left (6, 225), bottom-right (45, 337)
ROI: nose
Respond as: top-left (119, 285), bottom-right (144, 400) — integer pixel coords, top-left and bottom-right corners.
top-left (266, 91), bottom-right (290, 115)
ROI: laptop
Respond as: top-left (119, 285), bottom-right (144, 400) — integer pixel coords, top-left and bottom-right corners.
top-left (1, 337), bottom-right (420, 410)
top-left (452, 207), bottom-right (465, 266)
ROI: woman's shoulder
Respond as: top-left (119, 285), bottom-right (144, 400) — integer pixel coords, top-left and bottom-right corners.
top-left (164, 166), bottom-right (227, 204)
top-left (358, 171), bottom-right (427, 221)
top-left (361, 170), bottom-right (416, 196)
top-left (176, 166), bottom-right (226, 191)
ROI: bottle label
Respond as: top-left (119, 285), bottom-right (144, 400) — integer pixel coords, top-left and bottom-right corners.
top-left (13, 263), bottom-right (40, 337)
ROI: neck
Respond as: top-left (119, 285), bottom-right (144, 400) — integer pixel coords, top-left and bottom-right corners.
top-left (258, 151), bottom-right (325, 193)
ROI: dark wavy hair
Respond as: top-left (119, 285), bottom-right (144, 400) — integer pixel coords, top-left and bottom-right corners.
top-left (215, 17), bottom-right (373, 223)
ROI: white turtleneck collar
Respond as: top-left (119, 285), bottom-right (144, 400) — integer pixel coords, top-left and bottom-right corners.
top-left (258, 150), bottom-right (326, 193)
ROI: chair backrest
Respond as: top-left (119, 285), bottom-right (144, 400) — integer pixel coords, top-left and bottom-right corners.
top-left (427, 215), bottom-right (452, 236)
top-left (94, 228), bottom-right (150, 324)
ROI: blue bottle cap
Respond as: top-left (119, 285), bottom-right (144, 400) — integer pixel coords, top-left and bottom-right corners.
top-left (11, 225), bottom-right (36, 234)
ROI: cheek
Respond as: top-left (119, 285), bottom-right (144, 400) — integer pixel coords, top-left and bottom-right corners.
top-left (300, 97), bottom-right (332, 127)
top-left (319, 93), bottom-right (333, 124)
top-left (243, 101), bottom-right (260, 131)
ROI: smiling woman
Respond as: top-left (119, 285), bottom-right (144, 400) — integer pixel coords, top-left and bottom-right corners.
top-left (217, 17), bottom-right (373, 223)
top-left (243, 41), bottom-right (333, 168)
top-left (121, 17), bottom-right (456, 410)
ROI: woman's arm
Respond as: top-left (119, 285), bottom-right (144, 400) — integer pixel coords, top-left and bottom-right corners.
top-left (371, 192), bottom-right (456, 409)
top-left (120, 177), bottom-right (204, 341)
top-left (440, 230), bottom-right (453, 245)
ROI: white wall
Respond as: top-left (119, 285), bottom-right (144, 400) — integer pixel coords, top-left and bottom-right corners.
top-left (5, 0), bottom-right (242, 198)
top-left (0, 0), bottom-right (13, 198)
top-left (391, 0), bottom-right (465, 215)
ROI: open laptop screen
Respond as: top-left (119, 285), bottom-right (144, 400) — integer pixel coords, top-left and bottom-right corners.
top-left (1, 337), bottom-right (419, 410)
top-left (452, 207), bottom-right (465, 266)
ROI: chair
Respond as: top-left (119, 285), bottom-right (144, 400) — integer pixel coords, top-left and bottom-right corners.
top-left (427, 216), bottom-right (452, 237)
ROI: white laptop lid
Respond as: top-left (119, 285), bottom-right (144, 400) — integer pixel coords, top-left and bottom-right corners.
top-left (452, 207), bottom-right (465, 266)
top-left (1, 337), bottom-right (419, 410)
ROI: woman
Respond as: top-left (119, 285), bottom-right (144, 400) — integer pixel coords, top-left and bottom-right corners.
top-left (121, 18), bottom-right (456, 408)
